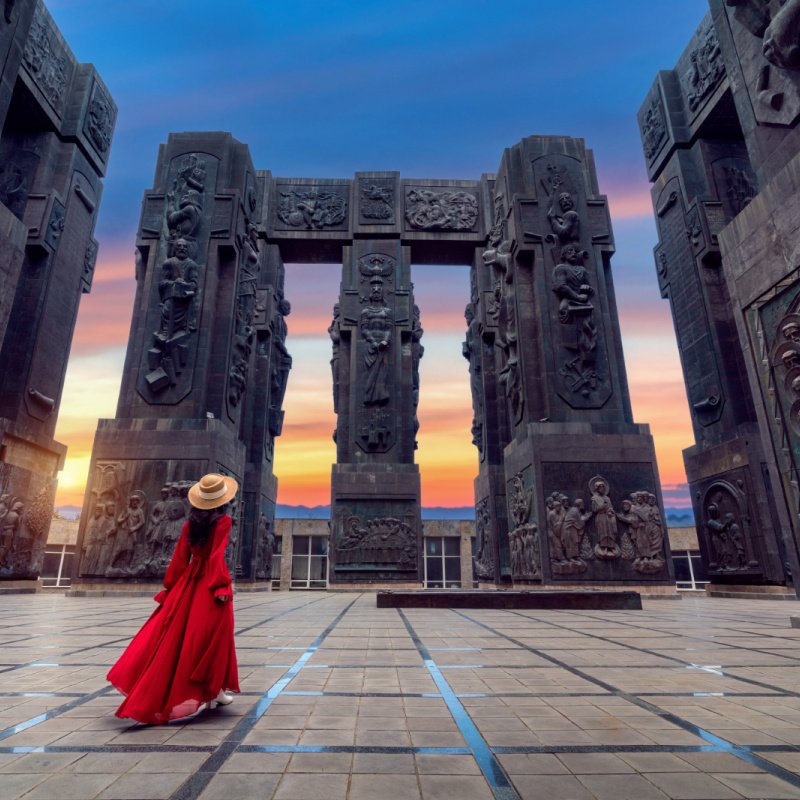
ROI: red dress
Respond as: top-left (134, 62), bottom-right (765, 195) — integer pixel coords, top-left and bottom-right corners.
top-left (107, 515), bottom-right (240, 724)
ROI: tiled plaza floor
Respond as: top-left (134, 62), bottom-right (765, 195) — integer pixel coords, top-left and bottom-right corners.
top-left (2, 593), bottom-right (800, 799)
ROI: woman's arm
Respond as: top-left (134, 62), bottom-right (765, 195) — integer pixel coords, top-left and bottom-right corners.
top-left (207, 515), bottom-right (233, 601)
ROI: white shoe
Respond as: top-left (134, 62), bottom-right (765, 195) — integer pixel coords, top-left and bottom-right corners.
top-left (215, 691), bottom-right (233, 706)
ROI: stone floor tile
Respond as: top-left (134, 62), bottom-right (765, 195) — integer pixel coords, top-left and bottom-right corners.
top-left (576, 772), bottom-right (671, 800)
top-left (512, 773), bottom-right (596, 800)
top-left (497, 754), bottom-right (570, 775)
top-left (274, 771), bottom-right (349, 800)
top-left (414, 754), bottom-right (481, 775)
top-left (288, 752), bottom-right (353, 772)
top-left (218, 752), bottom-right (291, 772)
top-left (644, 771), bottom-right (744, 799)
top-left (0, 752), bottom-right (86, 772)
top-left (418, 774), bottom-right (493, 800)
top-left (557, 752), bottom-right (636, 774)
top-left (97, 771), bottom-right (188, 799)
top-left (198, 772), bottom-right (282, 799)
top-left (713, 772), bottom-right (800, 799)
top-left (618, 753), bottom-right (699, 772)
top-left (351, 753), bottom-right (416, 774)
top-left (66, 753), bottom-right (145, 773)
top-left (349, 773), bottom-right (420, 800)
top-left (0, 772), bottom-right (49, 800)
top-left (678, 753), bottom-right (765, 773)
top-left (22, 772), bottom-right (119, 800)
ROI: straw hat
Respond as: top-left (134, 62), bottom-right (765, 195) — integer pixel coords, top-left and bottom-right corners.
top-left (188, 473), bottom-right (238, 510)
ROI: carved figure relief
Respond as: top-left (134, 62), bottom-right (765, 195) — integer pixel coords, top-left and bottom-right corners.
top-left (463, 303), bottom-right (484, 455)
top-left (145, 154), bottom-right (208, 395)
top-left (0, 484), bottom-right (54, 579)
top-left (411, 304), bottom-right (424, 443)
top-left (82, 239), bottom-right (98, 292)
top-left (269, 293), bottom-right (292, 437)
top-left (684, 23), bottom-right (726, 112)
top-left (541, 171), bottom-right (603, 402)
top-left (228, 221), bottom-right (259, 410)
top-left (254, 513), bottom-right (274, 580)
top-left (22, 6), bottom-right (70, 109)
top-left (360, 183), bottom-right (394, 221)
top-left (85, 84), bottom-right (114, 154)
top-left (487, 191), bottom-right (506, 248)
top-left (548, 477), bottom-right (667, 576)
top-left (328, 303), bottom-right (341, 414)
top-left (0, 144), bottom-right (38, 220)
top-left (358, 254), bottom-right (395, 409)
top-left (278, 188), bottom-right (347, 229)
top-left (473, 498), bottom-right (495, 580)
top-left (507, 473), bottom-right (540, 580)
top-left (770, 310), bottom-right (800, 436)
top-left (337, 513), bottom-right (417, 570)
top-left (45, 200), bottom-right (65, 249)
top-left (702, 480), bottom-right (758, 573)
top-left (724, 0), bottom-right (800, 123)
top-left (724, 165), bottom-right (757, 216)
top-left (405, 188), bottom-right (478, 231)
top-left (641, 95), bottom-right (667, 161)
top-left (485, 241), bottom-right (524, 423)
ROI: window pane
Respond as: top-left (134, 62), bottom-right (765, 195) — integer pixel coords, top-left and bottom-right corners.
top-left (690, 554), bottom-right (708, 582)
top-left (426, 557), bottom-right (443, 583)
top-left (427, 581), bottom-right (443, 589)
top-left (40, 553), bottom-right (62, 579)
top-left (292, 535), bottom-right (310, 556)
top-left (272, 555), bottom-right (282, 580)
top-left (274, 536), bottom-right (282, 555)
top-left (444, 556), bottom-right (461, 582)
top-left (310, 536), bottom-right (328, 555)
top-left (309, 556), bottom-right (328, 582)
top-left (426, 538), bottom-right (442, 556)
top-left (444, 538), bottom-right (460, 557)
top-left (672, 553), bottom-right (691, 582)
top-left (291, 555), bottom-right (309, 582)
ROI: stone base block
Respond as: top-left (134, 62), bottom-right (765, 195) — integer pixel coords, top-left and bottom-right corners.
top-left (0, 579), bottom-right (41, 594)
top-left (705, 583), bottom-right (798, 600)
top-left (377, 589), bottom-right (642, 610)
top-left (329, 582), bottom-right (424, 591)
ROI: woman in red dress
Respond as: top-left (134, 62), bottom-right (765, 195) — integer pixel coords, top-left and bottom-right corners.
top-left (107, 473), bottom-right (240, 724)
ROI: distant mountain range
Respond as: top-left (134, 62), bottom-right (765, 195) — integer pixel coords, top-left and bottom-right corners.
top-left (55, 504), bottom-right (697, 527)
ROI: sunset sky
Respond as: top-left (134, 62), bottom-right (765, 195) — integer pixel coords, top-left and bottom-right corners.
top-left (50, 0), bottom-right (706, 511)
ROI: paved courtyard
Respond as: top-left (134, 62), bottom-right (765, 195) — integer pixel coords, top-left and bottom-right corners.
top-left (2, 593), bottom-right (800, 799)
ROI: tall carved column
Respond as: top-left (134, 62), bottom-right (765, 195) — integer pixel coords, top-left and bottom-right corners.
top-left (0, 0), bottom-right (115, 585)
top-left (491, 136), bottom-right (673, 589)
top-left (640, 12), bottom-right (793, 591)
top-left (328, 241), bottom-right (423, 585)
top-left (73, 133), bottom-right (287, 588)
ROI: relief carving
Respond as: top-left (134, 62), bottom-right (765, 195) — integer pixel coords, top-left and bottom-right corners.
top-left (329, 303), bottom-right (341, 415)
top-left (770, 311), bottom-right (800, 436)
top-left (548, 492), bottom-right (588, 575)
top-left (726, 0), bottom-right (800, 70)
top-left (723, 165), bottom-right (757, 216)
top-left (615, 491), bottom-right (666, 574)
top-left (411, 303), bottom-right (424, 443)
top-left (684, 23), bottom-right (726, 112)
top-left (590, 476), bottom-right (620, 560)
top-left (145, 155), bottom-right (207, 394)
top-left (278, 188), bottom-right (347, 229)
top-left (254, 513), bottom-right (274, 580)
top-left (508, 473), bottom-right (540, 580)
top-left (360, 183), bottom-right (394, 221)
top-left (462, 302), bottom-right (484, 455)
top-left (85, 84), bottom-right (114, 154)
top-left (358, 254), bottom-right (395, 408)
top-left (337, 514), bottom-right (417, 569)
top-left (641, 95), bottom-right (667, 161)
top-left (702, 480), bottom-right (758, 573)
top-left (268, 293), bottom-right (292, 437)
top-left (22, 6), bottom-right (70, 108)
top-left (0, 484), bottom-right (54, 579)
top-left (228, 221), bottom-right (259, 410)
top-left (405, 188), bottom-right (478, 231)
top-left (473, 498), bottom-right (495, 580)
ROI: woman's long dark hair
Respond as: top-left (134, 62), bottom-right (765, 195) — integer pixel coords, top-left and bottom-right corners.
top-left (187, 504), bottom-right (226, 548)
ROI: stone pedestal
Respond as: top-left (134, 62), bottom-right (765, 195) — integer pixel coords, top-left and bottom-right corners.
top-left (0, 0), bottom-right (115, 582)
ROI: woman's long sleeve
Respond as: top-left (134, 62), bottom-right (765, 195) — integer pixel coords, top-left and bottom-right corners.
top-left (153, 522), bottom-right (191, 603)
top-left (206, 516), bottom-right (233, 600)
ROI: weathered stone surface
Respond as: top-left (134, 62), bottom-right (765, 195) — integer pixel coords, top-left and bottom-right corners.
top-left (0, 0), bottom-right (115, 581)
top-left (641, 8), bottom-right (798, 591)
top-left (376, 589), bottom-right (642, 610)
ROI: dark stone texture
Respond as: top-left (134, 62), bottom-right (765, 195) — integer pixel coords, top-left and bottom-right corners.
top-left (0, 0), bottom-right (115, 580)
top-left (376, 589), bottom-right (642, 610)
top-left (641, 8), bottom-right (797, 590)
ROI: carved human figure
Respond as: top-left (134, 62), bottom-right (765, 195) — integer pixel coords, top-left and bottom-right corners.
top-left (255, 513), bottom-right (274, 580)
top-left (726, 512), bottom-right (747, 569)
top-left (95, 502), bottom-right (118, 575)
top-left (328, 304), bottom-right (341, 413)
top-left (80, 504), bottom-right (106, 575)
top-left (562, 498), bottom-right (591, 561)
top-left (645, 493), bottom-right (664, 557)
top-left (0, 500), bottom-right (22, 568)
top-left (547, 191), bottom-right (580, 243)
top-left (590, 478), bottom-right (620, 560)
top-left (462, 304), bottom-right (484, 451)
top-left (360, 278), bottom-right (393, 406)
top-left (509, 529), bottom-right (523, 577)
top-left (158, 238), bottom-right (199, 340)
top-left (546, 493), bottom-right (566, 562)
top-left (411, 304), bottom-right (424, 436)
top-left (521, 525), bottom-right (539, 577)
top-left (108, 494), bottom-right (145, 573)
top-left (706, 503), bottom-right (731, 568)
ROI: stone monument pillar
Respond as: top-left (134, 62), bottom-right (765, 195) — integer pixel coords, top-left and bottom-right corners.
top-left (478, 136), bottom-right (674, 588)
top-left (73, 133), bottom-right (287, 588)
top-left (328, 240), bottom-right (423, 585)
top-left (0, 0), bottom-right (115, 585)
top-left (640, 12), bottom-right (793, 591)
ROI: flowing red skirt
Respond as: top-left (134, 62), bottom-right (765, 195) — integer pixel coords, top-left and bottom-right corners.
top-left (107, 558), bottom-right (239, 724)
